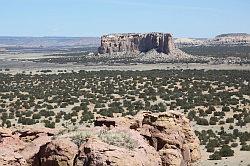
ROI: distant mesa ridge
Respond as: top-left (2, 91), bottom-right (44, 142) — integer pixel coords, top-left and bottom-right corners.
top-left (216, 33), bottom-right (249, 38)
top-left (98, 32), bottom-right (176, 54)
top-left (175, 33), bottom-right (250, 48)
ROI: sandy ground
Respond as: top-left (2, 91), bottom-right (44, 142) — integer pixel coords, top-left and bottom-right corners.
top-left (1, 59), bottom-right (250, 75)
top-left (194, 148), bottom-right (250, 166)
top-left (0, 53), bottom-right (250, 74)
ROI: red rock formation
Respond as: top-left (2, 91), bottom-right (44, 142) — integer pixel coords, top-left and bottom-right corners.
top-left (95, 111), bottom-right (201, 166)
top-left (76, 128), bottom-right (162, 166)
top-left (139, 111), bottom-right (201, 165)
top-left (39, 139), bottom-right (78, 166)
top-left (0, 127), bottom-right (54, 166)
top-left (0, 111), bottom-right (201, 166)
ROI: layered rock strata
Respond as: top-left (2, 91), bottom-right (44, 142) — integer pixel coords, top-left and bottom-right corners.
top-left (98, 32), bottom-right (176, 54)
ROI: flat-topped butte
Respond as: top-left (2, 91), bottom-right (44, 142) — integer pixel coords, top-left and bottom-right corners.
top-left (98, 32), bottom-right (175, 54)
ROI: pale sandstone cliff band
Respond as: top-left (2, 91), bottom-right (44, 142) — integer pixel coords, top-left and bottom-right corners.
top-left (98, 32), bottom-right (176, 54)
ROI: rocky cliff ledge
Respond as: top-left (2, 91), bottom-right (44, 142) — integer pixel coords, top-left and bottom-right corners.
top-left (98, 32), bottom-right (176, 54)
top-left (0, 111), bottom-right (201, 166)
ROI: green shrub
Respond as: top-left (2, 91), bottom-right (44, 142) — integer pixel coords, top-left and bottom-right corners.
top-left (32, 113), bottom-right (41, 119)
top-left (99, 131), bottom-right (137, 150)
top-left (240, 145), bottom-right (250, 151)
top-left (44, 120), bottom-right (55, 128)
top-left (70, 131), bottom-right (93, 147)
top-left (98, 108), bottom-right (113, 117)
top-left (196, 118), bottom-right (209, 126)
top-left (6, 120), bottom-right (11, 128)
top-left (214, 112), bottom-right (225, 117)
top-left (209, 120), bottom-right (216, 125)
top-left (222, 106), bottom-right (230, 112)
top-left (244, 115), bottom-right (250, 123)
top-left (231, 143), bottom-right (238, 148)
top-left (226, 118), bottom-right (234, 123)
top-left (206, 106), bottom-right (215, 114)
top-left (80, 111), bottom-right (94, 122)
top-left (206, 146), bottom-right (215, 152)
top-left (209, 151), bottom-right (222, 160)
top-left (219, 120), bottom-right (225, 125)
top-left (187, 110), bottom-right (196, 121)
top-left (219, 145), bottom-right (234, 157)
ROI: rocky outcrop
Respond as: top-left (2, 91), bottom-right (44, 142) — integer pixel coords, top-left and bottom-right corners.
top-left (0, 111), bottom-right (201, 166)
top-left (39, 139), bottom-right (78, 166)
top-left (75, 128), bottom-right (162, 166)
top-left (139, 111), bottom-right (201, 165)
top-left (95, 111), bottom-right (201, 166)
top-left (0, 128), bottom-right (26, 166)
top-left (98, 32), bottom-right (176, 54)
top-left (0, 127), bottom-right (54, 166)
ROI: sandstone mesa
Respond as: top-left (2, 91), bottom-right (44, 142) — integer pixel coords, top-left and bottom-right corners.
top-left (98, 33), bottom-right (175, 54)
top-left (97, 32), bottom-right (191, 61)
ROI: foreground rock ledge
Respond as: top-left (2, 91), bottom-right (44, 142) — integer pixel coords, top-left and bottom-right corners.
top-left (0, 111), bottom-right (201, 166)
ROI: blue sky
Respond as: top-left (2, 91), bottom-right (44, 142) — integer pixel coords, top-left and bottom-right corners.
top-left (0, 0), bottom-right (249, 37)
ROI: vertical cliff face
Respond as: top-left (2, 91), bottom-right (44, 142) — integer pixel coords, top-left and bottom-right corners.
top-left (98, 33), bottom-right (176, 54)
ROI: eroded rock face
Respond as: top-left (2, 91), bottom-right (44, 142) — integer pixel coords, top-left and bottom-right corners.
top-left (0, 128), bottom-right (26, 166)
top-left (0, 111), bottom-right (201, 166)
top-left (98, 32), bottom-right (176, 54)
top-left (0, 127), bottom-right (54, 166)
top-left (95, 111), bottom-right (201, 166)
top-left (140, 111), bottom-right (201, 166)
top-left (39, 139), bottom-right (78, 166)
top-left (76, 128), bottom-right (162, 166)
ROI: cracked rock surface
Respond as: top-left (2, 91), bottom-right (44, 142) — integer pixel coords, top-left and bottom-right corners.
top-left (0, 111), bottom-right (201, 166)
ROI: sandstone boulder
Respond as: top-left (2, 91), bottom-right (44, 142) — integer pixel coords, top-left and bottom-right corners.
top-left (0, 148), bottom-right (27, 166)
top-left (39, 139), bottom-right (78, 166)
top-left (75, 128), bottom-right (162, 166)
top-left (20, 133), bottom-right (52, 166)
top-left (94, 111), bottom-right (201, 166)
top-left (0, 127), bottom-right (27, 166)
top-left (0, 127), bottom-right (55, 166)
top-left (139, 111), bottom-right (201, 165)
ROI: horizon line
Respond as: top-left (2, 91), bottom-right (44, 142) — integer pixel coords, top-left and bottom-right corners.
top-left (0, 32), bottom-right (248, 39)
